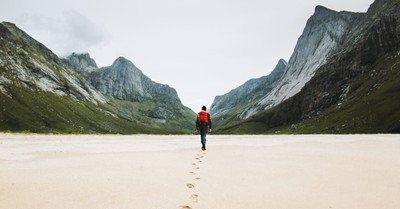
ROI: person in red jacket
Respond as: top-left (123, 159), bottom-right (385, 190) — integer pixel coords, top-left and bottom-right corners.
top-left (196, 105), bottom-right (212, 151)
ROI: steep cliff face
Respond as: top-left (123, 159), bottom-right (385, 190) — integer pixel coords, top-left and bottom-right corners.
top-left (219, 0), bottom-right (400, 134)
top-left (0, 22), bottom-right (106, 104)
top-left (240, 6), bottom-right (365, 119)
top-left (65, 55), bottom-right (181, 104)
top-left (95, 57), bottom-right (181, 104)
top-left (209, 59), bottom-right (286, 127)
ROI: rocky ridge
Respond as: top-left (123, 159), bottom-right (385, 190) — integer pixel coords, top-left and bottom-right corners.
top-left (218, 0), bottom-right (400, 134)
top-left (239, 6), bottom-right (365, 119)
top-left (62, 52), bottom-right (98, 74)
top-left (0, 22), bottom-right (195, 133)
top-left (0, 22), bottom-right (106, 104)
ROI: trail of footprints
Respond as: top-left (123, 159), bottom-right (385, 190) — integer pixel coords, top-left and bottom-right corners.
top-left (179, 151), bottom-right (205, 209)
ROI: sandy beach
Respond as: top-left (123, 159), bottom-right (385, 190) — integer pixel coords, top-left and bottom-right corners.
top-left (0, 134), bottom-right (399, 209)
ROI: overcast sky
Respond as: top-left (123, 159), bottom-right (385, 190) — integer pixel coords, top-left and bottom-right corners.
top-left (1, 0), bottom-right (374, 112)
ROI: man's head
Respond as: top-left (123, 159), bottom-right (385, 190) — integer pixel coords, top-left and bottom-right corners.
top-left (202, 105), bottom-right (207, 111)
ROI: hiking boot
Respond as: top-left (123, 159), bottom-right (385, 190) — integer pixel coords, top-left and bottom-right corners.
top-left (201, 144), bottom-right (205, 151)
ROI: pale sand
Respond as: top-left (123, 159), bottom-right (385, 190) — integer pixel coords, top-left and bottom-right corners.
top-left (0, 134), bottom-right (399, 209)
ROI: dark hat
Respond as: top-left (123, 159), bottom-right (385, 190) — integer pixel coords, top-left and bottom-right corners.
top-left (202, 105), bottom-right (207, 111)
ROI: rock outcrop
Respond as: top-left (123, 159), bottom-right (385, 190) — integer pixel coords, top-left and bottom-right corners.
top-left (62, 52), bottom-right (98, 74)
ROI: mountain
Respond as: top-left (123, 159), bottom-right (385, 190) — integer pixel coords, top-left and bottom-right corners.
top-left (218, 0), bottom-right (400, 134)
top-left (62, 52), bottom-right (98, 73)
top-left (239, 6), bottom-right (365, 119)
top-left (65, 55), bottom-right (181, 104)
top-left (0, 22), bottom-right (106, 105)
top-left (209, 59), bottom-right (286, 128)
top-left (62, 53), bottom-right (195, 132)
top-left (0, 22), bottom-right (195, 134)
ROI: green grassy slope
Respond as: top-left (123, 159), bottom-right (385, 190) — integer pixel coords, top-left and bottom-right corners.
top-left (107, 98), bottom-right (196, 134)
top-left (0, 86), bottom-right (175, 134)
top-left (217, 52), bottom-right (400, 134)
top-left (211, 98), bottom-right (261, 129)
top-left (288, 54), bottom-right (400, 134)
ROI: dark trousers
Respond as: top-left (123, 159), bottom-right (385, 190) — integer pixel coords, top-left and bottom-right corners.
top-left (199, 124), bottom-right (208, 145)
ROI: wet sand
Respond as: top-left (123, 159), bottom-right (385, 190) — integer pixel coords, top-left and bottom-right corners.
top-left (0, 134), bottom-right (399, 209)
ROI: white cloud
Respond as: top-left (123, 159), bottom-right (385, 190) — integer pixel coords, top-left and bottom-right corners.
top-left (16, 10), bottom-right (110, 56)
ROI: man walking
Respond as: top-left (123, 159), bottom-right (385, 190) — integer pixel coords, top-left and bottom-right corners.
top-left (196, 106), bottom-right (212, 151)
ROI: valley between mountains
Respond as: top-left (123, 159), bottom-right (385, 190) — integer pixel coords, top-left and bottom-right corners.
top-left (1, 0), bottom-right (399, 134)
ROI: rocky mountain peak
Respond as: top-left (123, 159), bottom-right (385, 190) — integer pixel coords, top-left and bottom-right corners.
top-left (110, 57), bottom-right (142, 73)
top-left (1, 22), bottom-right (22, 37)
top-left (1, 22), bottom-right (61, 66)
top-left (367, 0), bottom-right (391, 14)
top-left (314, 5), bottom-right (337, 16)
top-left (314, 5), bottom-right (358, 16)
top-left (309, 5), bottom-right (367, 33)
top-left (309, 5), bottom-right (362, 27)
top-left (112, 56), bottom-right (132, 66)
top-left (270, 59), bottom-right (287, 78)
top-left (62, 52), bottom-right (98, 73)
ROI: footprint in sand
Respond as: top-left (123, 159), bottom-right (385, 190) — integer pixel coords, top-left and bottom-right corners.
top-left (180, 152), bottom-right (205, 208)
top-left (190, 194), bottom-right (199, 203)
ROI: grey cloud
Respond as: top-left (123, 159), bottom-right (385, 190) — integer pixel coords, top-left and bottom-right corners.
top-left (17, 10), bottom-right (110, 55)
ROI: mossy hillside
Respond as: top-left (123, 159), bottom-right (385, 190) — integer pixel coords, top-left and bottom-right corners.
top-left (0, 86), bottom-right (170, 134)
top-left (107, 98), bottom-right (196, 134)
top-left (215, 104), bottom-right (281, 134)
top-left (211, 97), bottom-right (263, 129)
top-left (283, 53), bottom-right (400, 134)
